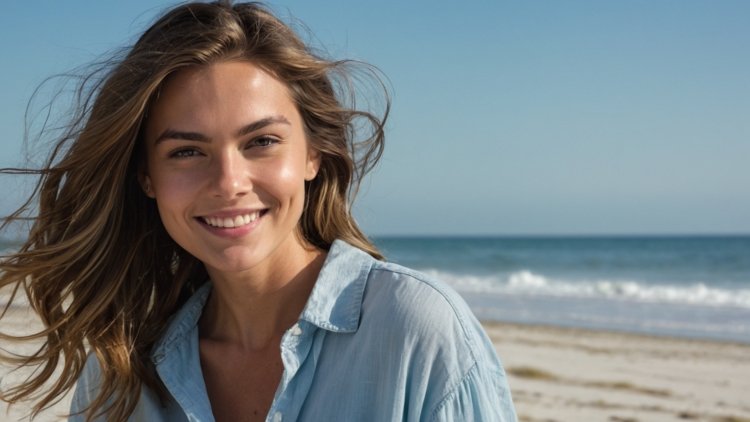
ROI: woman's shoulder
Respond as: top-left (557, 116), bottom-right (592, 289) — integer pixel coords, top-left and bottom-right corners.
top-left (354, 253), bottom-right (515, 420)
top-left (368, 260), bottom-right (471, 319)
top-left (363, 258), bottom-right (496, 365)
top-left (325, 240), bottom-right (489, 353)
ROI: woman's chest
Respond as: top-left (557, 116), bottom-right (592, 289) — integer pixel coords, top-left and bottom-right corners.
top-left (199, 341), bottom-right (284, 422)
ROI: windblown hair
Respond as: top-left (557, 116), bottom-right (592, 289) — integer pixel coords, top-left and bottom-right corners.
top-left (0, 2), bottom-right (387, 420)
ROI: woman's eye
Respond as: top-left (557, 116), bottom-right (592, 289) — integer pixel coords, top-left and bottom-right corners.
top-left (249, 136), bottom-right (279, 148)
top-left (169, 148), bottom-right (201, 159)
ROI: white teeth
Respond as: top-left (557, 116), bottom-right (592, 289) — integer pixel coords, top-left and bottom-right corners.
top-left (202, 213), bottom-right (259, 228)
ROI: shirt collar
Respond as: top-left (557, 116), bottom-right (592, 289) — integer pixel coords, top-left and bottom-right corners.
top-left (151, 281), bottom-right (211, 362)
top-left (152, 239), bottom-right (373, 359)
top-left (299, 239), bottom-right (373, 333)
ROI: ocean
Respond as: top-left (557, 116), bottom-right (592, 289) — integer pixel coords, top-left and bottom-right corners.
top-left (374, 236), bottom-right (750, 344)
top-left (3, 236), bottom-right (749, 344)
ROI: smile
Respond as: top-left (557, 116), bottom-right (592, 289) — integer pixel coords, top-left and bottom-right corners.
top-left (200, 212), bottom-right (263, 228)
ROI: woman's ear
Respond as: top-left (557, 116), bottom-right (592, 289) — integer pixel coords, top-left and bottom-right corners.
top-left (138, 172), bottom-right (155, 198)
top-left (305, 149), bottom-right (321, 181)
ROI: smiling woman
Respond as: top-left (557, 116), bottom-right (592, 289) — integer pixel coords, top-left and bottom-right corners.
top-left (143, 62), bottom-right (321, 278)
top-left (0, 2), bottom-right (515, 421)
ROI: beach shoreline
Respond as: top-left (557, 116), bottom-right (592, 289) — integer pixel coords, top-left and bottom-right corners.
top-left (2, 319), bottom-right (749, 421)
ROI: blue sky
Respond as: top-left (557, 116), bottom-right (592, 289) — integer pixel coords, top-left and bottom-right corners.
top-left (1, 1), bottom-right (748, 236)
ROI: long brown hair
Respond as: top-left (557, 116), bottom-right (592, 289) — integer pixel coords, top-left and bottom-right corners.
top-left (0, 2), bottom-right (388, 420)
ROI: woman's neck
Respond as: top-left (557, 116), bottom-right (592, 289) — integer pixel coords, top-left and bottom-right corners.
top-left (199, 244), bottom-right (326, 351)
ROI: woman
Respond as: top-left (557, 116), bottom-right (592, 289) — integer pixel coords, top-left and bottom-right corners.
top-left (0, 2), bottom-right (516, 421)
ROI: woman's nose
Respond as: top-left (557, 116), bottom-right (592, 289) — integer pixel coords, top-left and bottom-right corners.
top-left (210, 151), bottom-right (250, 198)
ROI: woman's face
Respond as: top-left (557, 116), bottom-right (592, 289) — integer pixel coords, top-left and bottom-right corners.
top-left (142, 60), bottom-right (320, 277)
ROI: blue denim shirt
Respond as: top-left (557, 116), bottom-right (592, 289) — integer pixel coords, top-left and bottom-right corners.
top-left (71, 240), bottom-right (516, 421)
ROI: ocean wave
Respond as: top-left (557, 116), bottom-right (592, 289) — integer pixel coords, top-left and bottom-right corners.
top-left (419, 269), bottom-right (750, 308)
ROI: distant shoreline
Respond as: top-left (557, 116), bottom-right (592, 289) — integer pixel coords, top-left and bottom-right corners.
top-left (373, 233), bottom-right (750, 240)
top-left (482, 319), bottom-right (750, 347)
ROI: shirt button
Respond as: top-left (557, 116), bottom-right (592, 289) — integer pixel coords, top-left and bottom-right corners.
top-left (290, 323), bottom-right (303, 336)
top-left (273, 411), bottom-right (282, 422)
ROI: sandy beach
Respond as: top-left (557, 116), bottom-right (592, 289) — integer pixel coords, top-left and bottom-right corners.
top-left (2, 308), bottom-right (749, 421)
top-left (489, 322), bottom-right (750, 422)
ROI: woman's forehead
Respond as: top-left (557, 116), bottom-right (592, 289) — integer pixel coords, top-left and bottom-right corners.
top-left (145, 61), bottom-right (301, 140)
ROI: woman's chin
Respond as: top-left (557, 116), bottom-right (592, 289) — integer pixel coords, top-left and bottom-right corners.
top-left (203, 255), bottom-right (261, 278)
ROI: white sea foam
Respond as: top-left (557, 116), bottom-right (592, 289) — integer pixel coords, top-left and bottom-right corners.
top-left (420, 268), bottom-right (750, 308)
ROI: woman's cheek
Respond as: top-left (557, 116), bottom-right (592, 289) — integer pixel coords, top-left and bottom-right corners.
top-left (155, 169), bottom-right (204, 206)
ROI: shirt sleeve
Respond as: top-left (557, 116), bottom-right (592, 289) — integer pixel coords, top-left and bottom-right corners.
top-left (429, 361), bottom-right (517, 422)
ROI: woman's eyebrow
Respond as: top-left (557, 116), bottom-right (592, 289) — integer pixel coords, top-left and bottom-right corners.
top-left (154, 115), bottom-right (291, 144)
top-left (154, 129), bottom-right (209, 144)
top-left (236, 115), bottom-right (291, 137)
